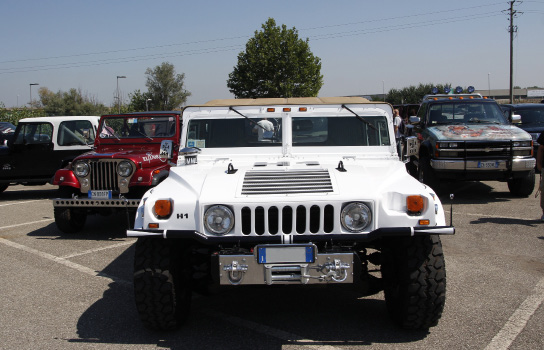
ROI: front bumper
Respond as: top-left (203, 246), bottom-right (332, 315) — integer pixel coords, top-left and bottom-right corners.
top-left (431, 158), bottom-right (535, 171)
top-left (127, 226), bottom-right (455, 243)
top-left (53, 197), bottom-right (140, 209)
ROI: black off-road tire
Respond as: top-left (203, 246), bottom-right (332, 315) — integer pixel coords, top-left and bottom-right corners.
top-left (133, 237), bottom-right (192, 331)
top-left (507, 169), bottom-right (535, 197)
top-left (381, 235), bottom-right (446, 330)
top-left (418, 156), bottom-right (440, 192)
top-left (54, 207), bottom-right (87, 234)
top-left (0, 184), bottom-right (8, 194)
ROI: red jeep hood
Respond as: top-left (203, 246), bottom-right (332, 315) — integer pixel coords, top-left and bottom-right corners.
top-left (81, 145), bottom-right (167, 167)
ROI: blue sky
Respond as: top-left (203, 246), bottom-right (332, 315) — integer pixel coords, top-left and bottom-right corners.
top-left (1, 0), bottom-right (543, 108)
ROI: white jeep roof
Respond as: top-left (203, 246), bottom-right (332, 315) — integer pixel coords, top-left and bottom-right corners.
top-left (189, 96), bottom-right (381, 108)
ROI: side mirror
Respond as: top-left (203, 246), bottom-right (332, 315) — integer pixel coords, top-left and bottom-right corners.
top-left (409, 116), bottom-right (421, 124)
top-left (179, 146), bottom-right (201, 165)
top-left (511, 114), bottom-right (521, 124)
top-left (401, 136), bottom-right (419, 162)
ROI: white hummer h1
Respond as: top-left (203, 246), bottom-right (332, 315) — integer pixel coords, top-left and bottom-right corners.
top-left (127, 97), bottom-right (455, 331)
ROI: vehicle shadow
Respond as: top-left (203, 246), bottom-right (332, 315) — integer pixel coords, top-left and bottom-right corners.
top-left (437, 181), bottom-right (519, 205)
top-left (0, 185), bottom-right (58, 201)
top-left (469, 217), bottom-right (542, 227)
top-left (69, 250), bottom-right (430, 349)
top-left (27, 212), bottom-right (129, 241)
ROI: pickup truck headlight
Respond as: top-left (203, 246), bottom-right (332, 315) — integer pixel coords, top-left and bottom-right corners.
top-left (341, 202), bottom-right (371, 232)
top-left (117, 161), bottom-right (133, 177)
top-left (204, 205), bottom-right (234, 235)
top-left (73, 161), bottom-right (89, 177)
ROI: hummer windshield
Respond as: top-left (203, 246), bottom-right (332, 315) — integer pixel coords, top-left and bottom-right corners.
top-left (428, 102), bottom-right (507, 125)
top-left (99, 116), bottom-right (176, 139)
top-left (186, 115), bottom-right (390, 148)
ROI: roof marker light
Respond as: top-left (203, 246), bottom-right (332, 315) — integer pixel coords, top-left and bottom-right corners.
top-left (299, 107), bottom-right (307, 112)
top-left (283, 107), bottom-right (291, 112)
top-left (267, 108), bottom-right (275, 112)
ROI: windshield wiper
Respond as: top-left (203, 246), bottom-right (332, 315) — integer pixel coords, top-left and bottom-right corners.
top-left (341, 105), bottom-right (377, 131)
top-left (229, 107), bottom-right (267, 130)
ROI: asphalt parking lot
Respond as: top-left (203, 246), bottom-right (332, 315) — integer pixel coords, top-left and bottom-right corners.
top-left (0, 181), bottom-right (543, 350)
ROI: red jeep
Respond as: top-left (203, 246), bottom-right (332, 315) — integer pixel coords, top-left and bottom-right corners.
top-left (52, 111), bottom-right (182, 233)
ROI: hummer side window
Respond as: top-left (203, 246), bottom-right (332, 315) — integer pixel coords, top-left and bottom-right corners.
top-left (14, 123), bottom-right (53, 144)
top-left (57, 120), bottom-right (96, 146)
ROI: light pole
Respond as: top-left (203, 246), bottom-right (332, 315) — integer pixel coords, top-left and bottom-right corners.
top-left (382, 81), bottom-right (385, 101)
top-left (29, 83), bottom-right (39, 108)
top-left (116, 76), bottom-right (126, 113)
top-left (146, 98), bottom-right (152, 111)
top-left (488, 73), bottom-right (491, 97)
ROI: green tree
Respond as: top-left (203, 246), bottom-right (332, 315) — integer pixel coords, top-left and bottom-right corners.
top-left (127, 89), bottom-right (153, 112)
top-left (385, 83), bottom-right (452, 105)
top-left (38, 87), bottom-right (108, 116)
top-left (227, 18), bottom-right (323, 98)
top-left (145, 62), bottom-right (191, 110)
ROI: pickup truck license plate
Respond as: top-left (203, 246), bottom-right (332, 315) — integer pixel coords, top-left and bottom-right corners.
top-left (89, 190), bottom-right (112, 199)
top-left (478, 161), bottom-right (498, 168)
top-left (257, 245), bottom-right (315, 264)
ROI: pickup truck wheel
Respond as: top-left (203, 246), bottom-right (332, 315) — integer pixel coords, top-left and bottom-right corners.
top-left (507, 169), bottom-right (535, 197)
top-left (381, 235), bottom-right (446, 330)
top-left (418, 157), bottom-right (439, 191)
top-left (0, 185), bottom-right (8, 193)
top-left (54, 207), bottom-right (87, 234)
top-left (133, 237), bottom-right (191, 330)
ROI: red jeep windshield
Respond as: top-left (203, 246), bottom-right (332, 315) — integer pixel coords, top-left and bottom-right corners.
top-left (99, 116), bottom-right (176, 139)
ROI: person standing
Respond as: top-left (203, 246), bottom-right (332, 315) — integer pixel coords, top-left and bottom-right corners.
top-left (537, 132), bottom-right (544, 221)
top-left (393, 109), bottom-right (404, 140)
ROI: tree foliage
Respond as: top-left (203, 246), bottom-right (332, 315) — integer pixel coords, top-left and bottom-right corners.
top-left (0, 102), bottom-right (46, 124)
top-left (385, 83), bottom-right (453, 105)
top-left (127, 89), bottom-right (153, 112)
top-left (227, 18), bottom-right (323, 98)
top-left (145, 62), bottom-right (191, 110)
top-left (38, 87), bottom-right (108, 116)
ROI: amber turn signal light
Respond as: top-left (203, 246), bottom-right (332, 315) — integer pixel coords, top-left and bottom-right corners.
top-left (154, 199), bottom-right (173, 219)
top-left (407, 195), bottom-right (424, 214)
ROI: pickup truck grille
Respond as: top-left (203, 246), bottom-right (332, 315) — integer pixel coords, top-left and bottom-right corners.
top-left (464, 141), bottom-right (511, 159)
top-left (240, 204), bottom-right (335, 235)
top-left (241, 170), bottom-right (333, 195)
top-left (90, 160), bottom-right (119, 192)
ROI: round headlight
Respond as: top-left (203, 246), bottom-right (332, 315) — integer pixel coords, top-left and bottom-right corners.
top-left (341, 202), bottom-right (371, 232)
top-left (204, 205), bottom-right (234, 235)
top-left (73, 161), bottom-right (89, 177)
top-left (117, 161), bottom-right (133, 177)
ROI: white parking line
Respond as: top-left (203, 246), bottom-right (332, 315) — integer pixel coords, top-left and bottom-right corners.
top-left (0, 237), bottom-right (130, 286)
top-left (484, 276), bottom-right (544, 350)
top-left (0, 218), bottom-right (54, 230)
top-left (61, 240), bottom-right (134, 259)
top-left (0, 199), bottom-right (48, 207)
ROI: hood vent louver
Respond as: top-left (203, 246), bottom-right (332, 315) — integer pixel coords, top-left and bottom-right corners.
top-left (242, 170), bottom-right (333, 195)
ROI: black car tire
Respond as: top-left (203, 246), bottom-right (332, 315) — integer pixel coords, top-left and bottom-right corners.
top-left (507, 169), bottom-right (535, 197)
top-left (133, 237), bottom-right (192, 331)
top-left (418, 156), bottom-right (439, 191)
top-left (0, 185), bottom-right (8, 194)
top-left (54, 207), bottom-right (87, 234)
top-left (381, 235), bottom-right (446, 330)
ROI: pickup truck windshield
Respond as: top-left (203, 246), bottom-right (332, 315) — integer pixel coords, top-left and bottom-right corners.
top-left (186, 116), bottom-right (390, 148)
top-left (428, 102), bottom-right (507, 125)
top-left (99, 116), bottom-right (176, 139)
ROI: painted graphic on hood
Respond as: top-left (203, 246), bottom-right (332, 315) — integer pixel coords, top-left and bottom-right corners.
top-left (429, 125), bottom-right (530, 141)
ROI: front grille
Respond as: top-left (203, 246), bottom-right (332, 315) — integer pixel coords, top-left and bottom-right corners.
top-left (242, 170), bottom-right (333, 195)
top-left (464, 141), bottom-right (511, 159)
top-left (241, 204), bottom-right (335, 235)
top-left (90, 160), bottom-right (119, 192)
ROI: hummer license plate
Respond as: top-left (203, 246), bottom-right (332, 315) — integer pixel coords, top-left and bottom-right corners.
top-left (257, 244), bottom-right (315, 264)
top-left (89, 190), bottom-right (112, 199)
top-left (478, 161), bottom-right (499, 168)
